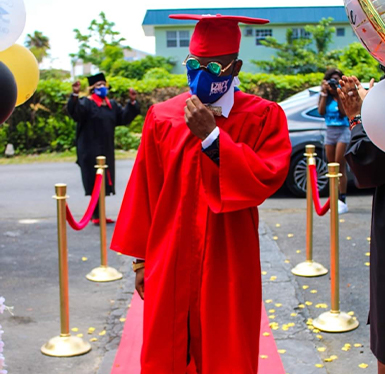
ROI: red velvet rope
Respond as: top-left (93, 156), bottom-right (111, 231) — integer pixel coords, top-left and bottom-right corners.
top-left (309, 163), bottom-right (330, 216)
top-left (66, 172), bottom-right (103, 231)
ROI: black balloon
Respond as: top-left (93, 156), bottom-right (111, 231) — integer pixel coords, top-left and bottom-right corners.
top-left (0, 61), bottom-right (17, 124)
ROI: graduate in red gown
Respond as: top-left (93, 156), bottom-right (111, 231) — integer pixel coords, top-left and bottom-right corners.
top-left (111, 14), bottom-right (292, 374)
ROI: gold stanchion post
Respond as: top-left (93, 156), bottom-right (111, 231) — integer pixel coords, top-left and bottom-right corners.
top-left (313, 163), bottom-right (359, 332)
top-left (291, 145), bottom-right (328, 277)
top-left (86, 156), bottom-right (123, 282)
top-left (41, 184), bottom-right (91, 357)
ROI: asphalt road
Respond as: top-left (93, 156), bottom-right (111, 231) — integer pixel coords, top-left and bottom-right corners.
top-left (0, 159), bottom-right (376, 374)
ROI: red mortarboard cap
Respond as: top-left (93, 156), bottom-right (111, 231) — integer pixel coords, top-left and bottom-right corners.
top-left (169, 14), bottom-right (269, 57)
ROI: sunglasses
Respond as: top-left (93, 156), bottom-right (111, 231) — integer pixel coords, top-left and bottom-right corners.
top-left (182, 56), bottom-right (236, 76)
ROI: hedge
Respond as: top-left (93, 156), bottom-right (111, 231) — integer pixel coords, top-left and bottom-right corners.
top-left (0, 68), bottom-right (324, 155)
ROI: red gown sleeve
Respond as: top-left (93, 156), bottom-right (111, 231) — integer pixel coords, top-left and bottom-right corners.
top-left (110, 107), bottom-right (163, 258)
top-left (200, 102), bottom-right (291, 213)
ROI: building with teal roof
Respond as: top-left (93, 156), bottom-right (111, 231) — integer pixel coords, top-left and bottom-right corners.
top-left (142, 7), bottom-right (356, 74)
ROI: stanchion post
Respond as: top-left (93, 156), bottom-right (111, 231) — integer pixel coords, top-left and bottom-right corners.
top-left (86, 156), bottom-right (123, 282)
top-left (313, 163), bottom-right (359, 332)
top-left (291, 145), bottom-right (328, 277)
top-left (41, 184), bottom-right (91, 357)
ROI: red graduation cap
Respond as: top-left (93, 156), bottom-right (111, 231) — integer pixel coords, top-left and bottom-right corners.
top-left (169, 14), bottom-right (269, 57)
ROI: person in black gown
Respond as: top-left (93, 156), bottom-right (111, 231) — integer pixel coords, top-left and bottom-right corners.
top-left (67, 73), bottom-right (140, 224)
top-left (338, 75), bottom-right (385, 374)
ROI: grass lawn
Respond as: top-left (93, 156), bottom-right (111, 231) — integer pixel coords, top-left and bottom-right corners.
top-left (0, 149), bottom-right (138, 165)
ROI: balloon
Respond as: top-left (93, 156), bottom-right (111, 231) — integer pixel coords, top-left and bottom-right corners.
top-left (0, 44), bottom-right (39, 106)
top-left (361, 79), bottom-right (385, 151)
top-left (343, 0), bottom-right (385, 65)
top-left (0, 0), bottom-right (26, 52)
top-left (0, 61), bottom-right (17, 124)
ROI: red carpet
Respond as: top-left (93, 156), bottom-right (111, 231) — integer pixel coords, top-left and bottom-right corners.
top-left (111, 292), bottom-right (286, 374)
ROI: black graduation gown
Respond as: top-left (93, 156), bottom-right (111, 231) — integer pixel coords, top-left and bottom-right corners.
top-left (67, 96), bottom-right (140, 195)
top-left (345, 122), bottom-right (385, 364)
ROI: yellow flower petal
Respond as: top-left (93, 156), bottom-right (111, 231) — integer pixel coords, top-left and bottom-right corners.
top-left (296, 250), bottom-right (301, 254)
top-left (275, 223), bottom-right (281, 228)
top-left (365, 252), bottom-right (370, 257)
top-left (305, 301), bottom-right (313, 306)
top-left (346, 236), bottom-right (352, 240)
top-left (270, 276), bottom-right (277, 281)
top-left (82, 257), bottom-right (88, 261)
top-left (273, 236), bottom-right (278, 241)
top-left (339, 219), bottom-right (345, 223)
top-left (260, 355), bottom-right (268, 359)
top-left (262, 271), bottom-right (267, 275)
top-left (278, 349), bottom-right (286, 354)
top-left (298, 304), bottom-right (305, 309)
top-left (315, 364), bottom-right (324, 368)
top-left (317, 347), bottom-right (326, 352)
top-left (269, 309), bottom-right (276, 313)
top-left (354, 343), bottom-right (363, 348)
top-left (290, 313), bottom-right (297, 317)
top-left (367, 237), bottom-right (371, 242)
top-left (313, 329), bottom-right (320, 333)
top-left (265, 299), bottom-right (273, 304)
top-left (330, 355), bottom-right (338, 360)
top-left (365, 262), bottom-right (370, 266)
top-left (99, 330), bottom-right (106, 336)
top-left (76, 333), bottom-right (83, 338)
top-left (268, 315), bottom-right (276, 319)
top-left (316, 335), bottom-right (323, 339)
top-left (275, 303), bottom-right (282, 307)
top-left (71, 327), bottom-right (79, 332)
top-left (287, 323), bottom-right (295, 327)
top-left (288, 233), bottom-right (294, 238)
top-left (358, 363), bottom-right (368, 369)
top-left (324, 358), bottom-right (333, 362)
top-left (348, 311), bottom-right (355, 316)
top-left (117, 252), bottom-right (122, 256)
top-left (316, 303), bottom-right (328, 309)
top-left (263, 332), bottom-right (270, 337)
top-left (119, 318), bottom-right (126, 322)
top-left (90, 337), bottom-right (98, 342)
top-left (310, 290), bottom-right (318, 294)
top-left (284, 260), bottom-right (290, 264)
top-left (302, 285), bottom-right (309, 290)
top-left (88, 327), bottom-right (95, 334)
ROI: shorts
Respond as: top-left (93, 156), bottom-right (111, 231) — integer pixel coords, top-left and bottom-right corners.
top-left (325, 126), bottom-right (350, 145)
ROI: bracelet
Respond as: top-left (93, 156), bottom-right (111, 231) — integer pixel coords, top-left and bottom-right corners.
top-left (72, 93), bottom-right (79, 97)
top-left (320, 92), bottom-right (328, 97)
top-left (349, 114), bottom-right (362, 131)
top-left (132, 261), bottom-right (145, 272)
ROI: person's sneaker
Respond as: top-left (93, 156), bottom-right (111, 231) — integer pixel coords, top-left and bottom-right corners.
top-left (338, 200), bottom-right (349, 214)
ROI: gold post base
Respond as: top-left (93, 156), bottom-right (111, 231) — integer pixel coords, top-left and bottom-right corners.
top-left (291, 261), bottom-right (328, 277)
top-left (86, 266), bottom-right (123, 282)
top-left (41, 335), bottom-right (91, 357)
top-left (313, 310), bottom-right (359, 333)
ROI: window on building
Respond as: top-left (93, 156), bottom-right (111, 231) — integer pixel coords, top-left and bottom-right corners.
top-left (244, 27), bottom-right (253, 37)
top-left (166, 30), bottom-right (190, 48)
top-left (336, 28), bottom-right (345, 37)
top-left (292, 28), bottom-right (311, 39)
top-left (255, 29), bottom-right (272, 46)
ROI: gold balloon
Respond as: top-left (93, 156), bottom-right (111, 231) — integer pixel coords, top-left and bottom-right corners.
top-left (344, 0), bottom-right (385, 64)
top-left (0, 44), bottom-right (40, 107)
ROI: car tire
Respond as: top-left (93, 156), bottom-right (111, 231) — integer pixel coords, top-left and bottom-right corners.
top-left (286, 150), bottom-right (329, 198)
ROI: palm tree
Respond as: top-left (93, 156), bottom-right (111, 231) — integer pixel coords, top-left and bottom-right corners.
top-left (25, 31), bottom-right (50, 64)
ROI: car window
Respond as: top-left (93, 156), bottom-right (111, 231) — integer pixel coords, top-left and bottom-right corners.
top-left (306, 107), bottom-right (323, 118)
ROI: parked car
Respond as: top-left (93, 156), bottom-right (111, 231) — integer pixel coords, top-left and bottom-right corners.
top-left (280, 86), bottom-right (358, 197)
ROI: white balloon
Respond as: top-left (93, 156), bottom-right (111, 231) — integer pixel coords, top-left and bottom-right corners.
top-left (0, 0), bottom-right (26, 52)
top-left (343, 0), bottom-right (385, 65)
top-left (362, 79), bottom-right (385, 151)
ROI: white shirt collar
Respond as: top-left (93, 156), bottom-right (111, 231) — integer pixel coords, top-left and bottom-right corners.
top-left (212, 76), bottom-right (240, 118)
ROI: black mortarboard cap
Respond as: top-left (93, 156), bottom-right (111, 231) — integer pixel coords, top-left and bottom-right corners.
top-left (87, 72), bottom-right (107, 86)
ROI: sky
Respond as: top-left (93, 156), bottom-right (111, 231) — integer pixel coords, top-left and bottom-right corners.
top-left (16, 0), bottom-right (345, 71)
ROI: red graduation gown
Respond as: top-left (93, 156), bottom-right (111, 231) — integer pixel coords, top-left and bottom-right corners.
top-left (111, 91), bottom-right (291, 374)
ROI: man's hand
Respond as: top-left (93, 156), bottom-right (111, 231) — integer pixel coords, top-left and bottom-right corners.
top-left (135, 268), bottom-right (145, 300)
top-left (129, 88), bottom-right (137, 102)
top-left (72, 80), bottom-right (81, 94)
top-left (353, 76), bottom-right (375, 100)
top-left (337, 76), bottom-right (363, 119)
top-left (184, 95), bottom-right (216, 140)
